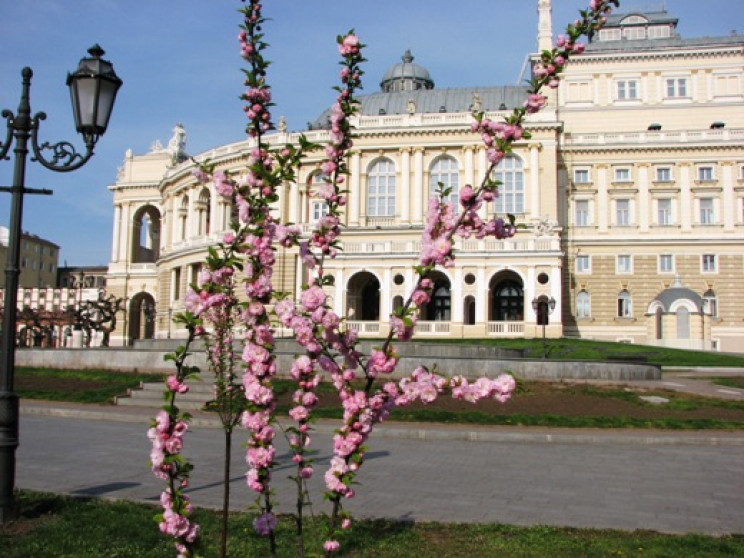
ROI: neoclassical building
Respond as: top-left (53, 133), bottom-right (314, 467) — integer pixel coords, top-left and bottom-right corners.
top-left (106, 1), bottom-right (744, 352)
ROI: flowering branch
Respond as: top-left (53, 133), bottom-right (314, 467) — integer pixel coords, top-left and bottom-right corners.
top-left (149, 318), bottom-right (202, 558)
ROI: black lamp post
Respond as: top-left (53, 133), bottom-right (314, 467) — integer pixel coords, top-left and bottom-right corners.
top-left (0, 45), bottom-right (122, 522)
top-left (532, 295), bottom-right (556, 359)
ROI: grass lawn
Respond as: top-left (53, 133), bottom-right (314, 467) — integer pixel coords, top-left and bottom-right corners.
top-left (15, 367), bottom-right (163, 404)
top-left (16, 366), bottom-right (744, 430)
top-left (2, 491), bottom-right (742, 557)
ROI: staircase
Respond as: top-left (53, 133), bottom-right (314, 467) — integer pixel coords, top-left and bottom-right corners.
top-left (116, 373), bottom-right (218, 411)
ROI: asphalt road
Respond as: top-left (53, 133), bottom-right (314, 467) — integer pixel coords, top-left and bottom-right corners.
top-left (16, 414), bottom-right (744, 535)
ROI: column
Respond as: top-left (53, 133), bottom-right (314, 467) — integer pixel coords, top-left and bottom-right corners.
top-left (172, 196), bottom-right (181, 243)
top-left (596, 164), bottom-right (609, 233)
top-left (209, 185), bottom-right (219, 236)
top-left (400, 148), bottom-right (411, 223)
top-left (110, 204), bottom-right (121, 262)
top-left (721, 162), bottom-right (735, 231)
top-left (637, 163), bottom-right (650, 233)
top-left (120, 203), bottom-right (131, 262)
top-left (452, 267), bottom-right (463, 323)
top-left (529, 143), bottom-right (541, 220)
top-left (187, 188), bottom-right (197, 239)
top-left (463, 146), bottom-right (475, 187)
top-left (476, 148), bottom-right (488, 220)
top-left (350, 153), bottom-right (361, 225)
top-left (551, 266), bottom-right (562, 320)
top-left (679, 162), bottom-right (692, 232)
top-left (334, 268), bottom-right (345, 317)
top-left (381, 267), bottom-right (391, 320)
top-left (476, 266), bottom-right (487, 323)
top-left (289, 177), bottom-right (301, 224)
top-left (526, 267), bottom-right (537, 322)
top-left (413, 148), bottom-right (424, 223)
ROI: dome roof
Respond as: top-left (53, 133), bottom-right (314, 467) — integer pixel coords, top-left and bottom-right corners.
top-left (380, 50), bottom-right (434, 92)
top-left (651, 276), bottom-right (703, 312)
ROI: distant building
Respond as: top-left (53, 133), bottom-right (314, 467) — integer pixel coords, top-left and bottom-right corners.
top-left (105, 2), bottom-right (744, 352)
top-left (0, 226), bottom-right (60, 288)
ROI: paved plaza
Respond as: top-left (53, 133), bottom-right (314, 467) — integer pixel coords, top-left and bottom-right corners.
top-left (16, 407), bottom-right (744, 535)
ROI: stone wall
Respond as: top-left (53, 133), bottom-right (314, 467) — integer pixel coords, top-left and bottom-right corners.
top-left (14, 340), bottom-right (661, 381)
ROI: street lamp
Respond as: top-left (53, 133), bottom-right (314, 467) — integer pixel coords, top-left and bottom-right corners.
top-left (0, 45), bottom-right (122, 522)
top-left (532, 295), bottom-right (556, 359)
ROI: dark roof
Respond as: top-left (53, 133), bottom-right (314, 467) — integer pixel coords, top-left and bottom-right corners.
top-left (586, 33), bottom-right (744, 53)
top-left (604, 10), bottom-right (678, 27)
top-left (309, 86), bottom-right (529, 130)
top-left (652, 286), bottom-right (703, 312)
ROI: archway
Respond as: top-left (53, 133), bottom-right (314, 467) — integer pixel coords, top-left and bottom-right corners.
top-left (488, 270), bottom-right (524, 321)
top-left (131, 205), bottom-right (161, 263)
top-left (128, 291), bottom-right (156, 342)
top-left (346, 271), bottom-right (380, 321)
top-left (420, 271), bottom-right (451, 321)
top-left (464, 295), bottom-right (476, 325)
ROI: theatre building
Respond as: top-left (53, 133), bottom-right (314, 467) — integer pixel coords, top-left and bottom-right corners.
top-left (105, 1), bottom-right (744, 352)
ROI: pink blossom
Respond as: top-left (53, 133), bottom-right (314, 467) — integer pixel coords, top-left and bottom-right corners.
top-left (253, 512), bottom-right (277, 536)
top-left (300, 284), bottom-right (327, 312)
top-left (338, 34), bottom-right (360, 56)
top-left (324, 540), bottom-right (341, 554)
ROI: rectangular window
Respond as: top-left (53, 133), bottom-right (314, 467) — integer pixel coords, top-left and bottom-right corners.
top-left (697, 166), bottom-right (714, 182)
top-left (655, 167), bottom-right (671, 182)
top-left (615, 199), bottom-right (630, 226)
top-left (312, 201), bottom-right (329, 222)
top-left (617, 255), bottom-right (632, 273)
top-left (614, 168), bottom-right (631, 183)
top-left (623, 27), bottom-right (646, 40)
top-left (575, 200), bottom-right (589, 227)
top-left (574, 169), bottom-right (590, 184)
top-left (699, 198), bottom-right (714, 224)
top-left (666, 77), bottom-right (688, 98)
top-left (576, 255), bottom-right (591, 273)
top-left (659, 254), bottom-right (674, 273)
top-left (657, 198), bottom-right (672, 225)
top-left (172, 267), bottom-right (181, 301)
top-left (618, 293), bottom-right (632, 317)
top-left (576, 292), bottom-right (591, 318)
top-left (701, 254), bottom-right (717, 273)
top-left (616, 79), bottom-right (638, 100)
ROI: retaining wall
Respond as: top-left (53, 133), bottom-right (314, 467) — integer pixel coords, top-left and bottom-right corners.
top-left (14, 340), bottom-right (661, 381)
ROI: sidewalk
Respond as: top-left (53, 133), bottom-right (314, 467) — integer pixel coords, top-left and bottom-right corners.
top-left (20, 398), bottom-right (744, 447)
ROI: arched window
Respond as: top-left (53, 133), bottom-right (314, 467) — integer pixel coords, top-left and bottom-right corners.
top-left (132, 205), bottom-right (161, 263)
top-left (429, 156), bottom-right (459, 209)
top-left (703, 289), bottom-right (718, 318)
top-left (493, 281), bottom-right (523, 321)
top-left (491, 156), bottom-right (524, 215)
top-left (179, 195), bottom-right (189, 241)
top-left (429, 284), bottom-right (451, 321)
top-left (309, 172), bottom-right (330, 223)
top-left (576, 290), bottom-right (591, 318)
top-left (419, 272), bottom-right (451, 321)
top-left (617, 290), bottom-right (632, 317)
top-left (464, 295), bottom-right (476, 325)
top-left (196, 188), bottom-right (211, 236)
top-left (392, 295), bottom-right (404, 312)
top-left (346, 272), bottom-right (380, 321)
top-left (367, 159), bottom-right (396, 217)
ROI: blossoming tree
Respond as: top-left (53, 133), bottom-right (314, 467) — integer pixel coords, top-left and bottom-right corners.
top-left (149, 1), bottom-right (619, 556)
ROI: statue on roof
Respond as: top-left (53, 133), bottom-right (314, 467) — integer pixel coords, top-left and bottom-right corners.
top-left (166, 123), bottom-right (188, 164)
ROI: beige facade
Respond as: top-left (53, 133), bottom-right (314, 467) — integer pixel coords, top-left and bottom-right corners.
top-left (105, 3), bottom-right (744, 352)
top-left (0, 226), bottom-right (60, 288)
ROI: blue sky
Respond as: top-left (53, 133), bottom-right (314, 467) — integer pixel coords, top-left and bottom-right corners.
top-left (1, 0), bottom-right (741, 266)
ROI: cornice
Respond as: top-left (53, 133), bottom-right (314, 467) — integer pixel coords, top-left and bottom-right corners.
top-left (568, 45), bottom-right (744, 65)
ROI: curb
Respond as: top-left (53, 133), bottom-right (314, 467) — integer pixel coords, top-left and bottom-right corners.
top-left (20, 401), bottom-right (744, 447)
